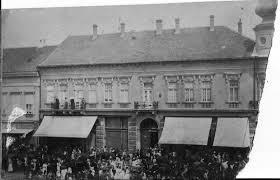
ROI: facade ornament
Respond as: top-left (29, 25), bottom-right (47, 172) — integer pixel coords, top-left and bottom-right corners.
top-left (223, 73), bottom-right (242, 84)
top-left (198, 74), bottom-right (215, 84)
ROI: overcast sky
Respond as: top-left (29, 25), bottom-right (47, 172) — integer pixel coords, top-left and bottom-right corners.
top-left (2, 0), bottom-right (261, 48)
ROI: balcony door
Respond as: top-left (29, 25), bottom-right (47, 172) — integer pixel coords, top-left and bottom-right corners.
top-left (143, 83), bottom-right (153, 108)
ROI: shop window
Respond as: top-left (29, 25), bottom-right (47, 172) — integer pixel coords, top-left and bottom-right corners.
top-left (105, 117), bottom-right (128, 150)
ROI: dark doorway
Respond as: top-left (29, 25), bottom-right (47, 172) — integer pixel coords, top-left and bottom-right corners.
top-left (140, 118), bottom-right (158, 150)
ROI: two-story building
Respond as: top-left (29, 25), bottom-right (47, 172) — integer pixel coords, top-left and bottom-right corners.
top-left (34, 11), bottom-right (270, 152)
top-left (2, 45), bottom-right (56, 146)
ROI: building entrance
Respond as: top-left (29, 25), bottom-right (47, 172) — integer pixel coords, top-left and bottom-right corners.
top-left (140, 118), bottom-right (158, 150)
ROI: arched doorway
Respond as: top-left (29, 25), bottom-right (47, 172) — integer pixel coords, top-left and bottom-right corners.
top-left (140, 118), bottom-right (158, 150)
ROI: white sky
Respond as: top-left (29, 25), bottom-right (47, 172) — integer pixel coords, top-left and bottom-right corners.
top-left (2, 0), bottom-right (261, 48)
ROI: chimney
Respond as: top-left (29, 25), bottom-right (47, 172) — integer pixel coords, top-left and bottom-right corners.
top-left (175, 18), bottom-right (180, 34)
top-left (120, 23), bottom-right (125, 37)
top-left (238, 19), bottom-right (243, 34)
top-left (156, 19), bottom-right (163, 35)
top-left (210, 15), bottom-right (215, 31)
top-left (92, 24), bottom-right (98, 40)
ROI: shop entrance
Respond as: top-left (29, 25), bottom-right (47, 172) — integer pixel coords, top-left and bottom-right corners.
top-left (140, 118), bottom-right (158, 150)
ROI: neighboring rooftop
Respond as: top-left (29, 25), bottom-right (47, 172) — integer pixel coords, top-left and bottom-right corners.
top-left (38, 26), bottom-right (255, 68)
top-left (3, 46), bottom-right (56, 73)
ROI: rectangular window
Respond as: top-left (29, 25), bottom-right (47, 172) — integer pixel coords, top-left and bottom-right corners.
top-left (119, 83), bottom-right (129, 103)
top-left (46, 85), bottom-right (55, 103)
top-left (229, 80), bottom-right (239, 102)
top-left (201, 82), bottom-right (211, 102)
top-left (104, 83), bottom-right (113, 102)
top-left (258, 80), bottom-right (264, 101)
top-left (25, 93), bottom-right (34, 114)
top-left (105, 117), bottom-right (128, 150)
top-left (167, 82), bottom-right (177, 103)
top-left (185, 82), bottom-right (194, 102)
top-left (74, 85), bottom-right (84, 108)
top-left (143, 82), bottom-right (153, 103)
top-left (2, 93), bottom-right (8, 115)
top-left (88, 84), bottom-right (97, 103)
top-left (58, 84), bottom-right (68, 103)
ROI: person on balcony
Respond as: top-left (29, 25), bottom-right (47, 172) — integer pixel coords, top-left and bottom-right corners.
top-left (81, 98), bottom-right (86, 109)
top-left (55, 97), bottom-right (60, 109)
top-left (70, 98), bottom-right (75, 110)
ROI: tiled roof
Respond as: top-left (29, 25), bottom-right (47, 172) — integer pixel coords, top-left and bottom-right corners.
top-left (39, 26), bottom-right (255, 67)
top-left (3, 46), bottom-right (56, 73)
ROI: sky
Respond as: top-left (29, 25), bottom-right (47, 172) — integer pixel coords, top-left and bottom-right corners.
top-left (2, 0), bottom-right (262, 48)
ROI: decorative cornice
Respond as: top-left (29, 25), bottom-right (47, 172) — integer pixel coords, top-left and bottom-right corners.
top-left (198, 74), bottom-right (215, 84)
top-left (164, 75), bottom-right (180, 83)
top-left (139, 75), bottom-right (155, 84)
top-left (182, 74), bottom-right (196, 83)
top-left (223, 73), bottom-right (242, 84)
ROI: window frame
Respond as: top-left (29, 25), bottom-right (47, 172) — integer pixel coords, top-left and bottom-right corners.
top-left (104, 83), bottom-right (113, 103)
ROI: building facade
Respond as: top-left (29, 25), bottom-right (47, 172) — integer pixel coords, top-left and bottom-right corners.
top-left (36, 14), bottom-right (269, 151)
top-left (2, 46), bottom-right (56, 145)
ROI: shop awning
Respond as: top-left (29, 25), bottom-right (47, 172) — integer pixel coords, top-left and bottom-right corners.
top-left (1, 128), bottom-right (33, 134)
top-left (159, 117), bottom-right (212, 145)
top-left (33, 116), bottom-right (97, 138)
top-left (213, 117), bottom-right (250, 148)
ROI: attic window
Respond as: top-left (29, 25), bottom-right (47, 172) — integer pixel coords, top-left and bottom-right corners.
top-left (27, 57), bottom-right (33, 62)
top-left (131, 36), bottom-right (136, 40)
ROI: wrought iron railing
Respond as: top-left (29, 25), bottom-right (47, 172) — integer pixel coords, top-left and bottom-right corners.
top-left (134, 101), bottom-right (159, 110)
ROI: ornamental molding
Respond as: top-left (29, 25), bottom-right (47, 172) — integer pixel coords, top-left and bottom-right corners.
top-left (182, 74), bottom-right (196, 83)
top-left (42, 79), bottom-right (56, 87)
top-left (116, 76), bottom-right (132, 85)
top-left (223, 73), bottom-right (242, 84)
top-left (198, 74), bottom-right (215, 84)
top-left (164, 75), bottom-right (180, 83)
top-left (139, 75), bottom-right (155, 85)
top-left (100, 77), bottom-right (114, 85)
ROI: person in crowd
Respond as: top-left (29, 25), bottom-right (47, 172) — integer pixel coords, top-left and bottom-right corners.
top-left (4, 141), bottom-right (250, 180)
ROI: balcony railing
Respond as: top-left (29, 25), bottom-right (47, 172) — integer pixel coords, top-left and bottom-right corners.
top-left (134, 101), bottom-right (159, 110)
top-left (49, 99), bottom-right (87, 114)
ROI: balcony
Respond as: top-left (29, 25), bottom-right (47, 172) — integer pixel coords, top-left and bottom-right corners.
top-left (134, 101), bottom-right (159, 110)
top-left (49, 99), bottom-right (87, 115)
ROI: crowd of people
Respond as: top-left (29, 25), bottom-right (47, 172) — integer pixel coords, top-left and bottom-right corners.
top-left (3, 141), bottom-right (250, 180)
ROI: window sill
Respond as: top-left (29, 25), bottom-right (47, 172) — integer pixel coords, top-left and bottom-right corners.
top-left (102, 102), bottom-right (114, 104)
top-left (87, 102), bottom-right (98, 105)
top-left (166, 102), bottom-right (179, 104)
top-left (226, 101), bottom-right (241, 104)
top-left (198, 101), bottom-right (214, 104)
top-left (118, 102), bottom-right (131, 104)
top-left (25, 113), bottom-right (34, 118)
top-left (182, 101), bottom-right (196, 104)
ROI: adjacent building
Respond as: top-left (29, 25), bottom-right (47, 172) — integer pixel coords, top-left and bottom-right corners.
top-left (2, 45), bottom-right (56, 145)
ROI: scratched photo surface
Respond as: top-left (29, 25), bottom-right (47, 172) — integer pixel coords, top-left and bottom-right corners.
top-left (0, 0), bottom-right (277, 179)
